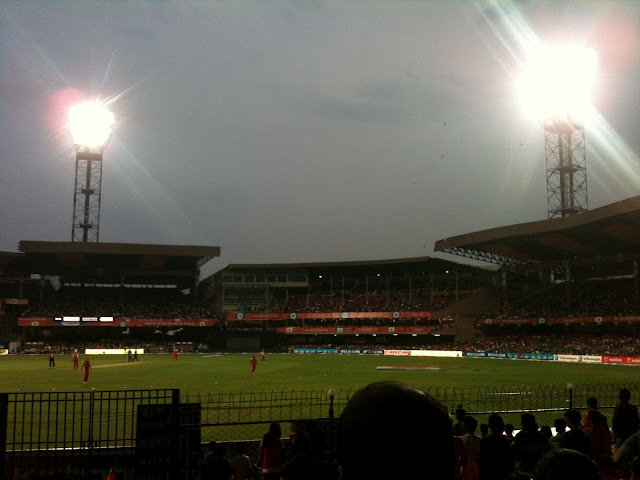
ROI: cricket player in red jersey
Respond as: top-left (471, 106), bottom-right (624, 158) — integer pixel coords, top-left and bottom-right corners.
top-left (250, 355), bottom-right (257, 374)
top-left (260, 349), bottom-right (266, 363)
top-left (82, 357), bottom-right (91, 384)
top-left (173, 347), bottom-right (178, 360)
top-left (72, 350), bottom-right (79, 370)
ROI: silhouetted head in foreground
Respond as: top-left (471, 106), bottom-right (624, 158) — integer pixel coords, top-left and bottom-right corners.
top-left (337, 381), bottom-right (454, 480)
top-left (536, 448), bottom-right (599, 480)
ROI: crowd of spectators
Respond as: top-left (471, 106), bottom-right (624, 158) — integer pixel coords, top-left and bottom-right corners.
top-left (261, 283), bottom-right (474, 314)
top-left (20, 287), bottom-right (214, 319)
top-left (20, 332), bottom-right (639, 356)
top-left (491, 280), bottom-right (639, 319)
top-left (284, 341), bottom-right (451, 351)
top-left (222, 316), bottom-right (455, 335)
top-left (281, 331), bottom-right (640, 357)
top-left (456, 388), bottom-right (639, 480)
top-left (459, 333), bottom-right (640, 357)
top-left (277, 316), bottom-right (449, 327)
top-left (196, 382), bottom-right (640, 480)
top-left (19, 339), bottom-right (209, 355)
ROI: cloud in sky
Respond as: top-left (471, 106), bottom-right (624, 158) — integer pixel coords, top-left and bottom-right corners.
top-left (1, 1), bottom-right (638, 276)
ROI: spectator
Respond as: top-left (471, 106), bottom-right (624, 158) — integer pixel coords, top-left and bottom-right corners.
top-left (230, 442), bottom-right (252, 480)
top-left (478, 414), bottom-right (513, 480)
top-left (337, 381), bottom-right (454, 480)
top-left (539, 425), bottom-right (553, 441)
top-left (535, 448), bottom-right (600, 480)
top-left (202, 442), bottom-right (231, 480)
top-left (258, 423), bottom-right (285, 480)
top-left (282, 428), bottom-right (337, 480)
top-left (210, 444), bottom-right (233, 480)
top-left (558, 409), bottom-right (592, 457)
top-left (583, 410), bottom-right (612, 467)
top-left (458, 416), bottom-right (481, 480)
top-left (453, 436), bottom-right (466, 480)
top-left (511, 413), bottom-right (551, 475)
top-left (286, 421), bottom-right (312, 461)
top-left (550, 418), bottom-right (567, 446)
top-left (613, 431), bottom-right (640, 470)
top-left (504, 424), bottom-right (515, 442)
top-left (612, 388), bottom-right (639, 447)
top-left (583, 397), bottom-right (599, 428)
top-left (453, 406), bottom-right (467, 436)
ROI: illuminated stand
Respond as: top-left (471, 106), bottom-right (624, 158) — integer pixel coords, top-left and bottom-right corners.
top-left (68, 102), bottom-right (115, 242)
top-left (517, 45), bottom-right (597, 219)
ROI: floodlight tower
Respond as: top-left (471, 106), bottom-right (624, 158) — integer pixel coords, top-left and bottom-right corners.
top-left (517, 45), bottom-right (597, 219)
top-left (68, 102), bottom-right (115, 242)
top-left (543, 116), bottom-right (587, 218)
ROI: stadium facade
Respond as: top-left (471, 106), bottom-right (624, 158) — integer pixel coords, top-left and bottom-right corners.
top-left (1, 195), bottom-right (639, 352)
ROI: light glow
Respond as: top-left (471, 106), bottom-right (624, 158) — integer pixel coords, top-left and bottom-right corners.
top-left (516, 45), bottom-right (598, 120)
top-left (69, 101), bottom-right (115, 148)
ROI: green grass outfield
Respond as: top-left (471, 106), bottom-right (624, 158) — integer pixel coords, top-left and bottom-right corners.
top-left (1, 352), bottom-right (639, 394)
top-left (3, 353), bottom-right (640, 444)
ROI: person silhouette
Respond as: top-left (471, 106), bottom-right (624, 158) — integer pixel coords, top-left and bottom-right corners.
top-left (337, 381), bottom-right (454, 480)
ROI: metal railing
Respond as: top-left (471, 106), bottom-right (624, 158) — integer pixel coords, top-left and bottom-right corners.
top-left (2, 382), bottom-right (639, 478)
top-left (4, 382), bottom-right (639, 449)
top-left (421, 381), bottom-right (640, 428)
top-left (185, 381), bottom-right (640, 442)
top-left (3, 389), bottom-right (179, 452)
top-left (182, 388), bottom-right (348, 442)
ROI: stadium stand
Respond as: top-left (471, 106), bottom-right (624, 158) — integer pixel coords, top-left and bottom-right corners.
top-left (4, 196), bottom-right (640, 356)
top-left (459, 332), bottom-right (640, 357)
top-left (435, 195), bottom-right (640, 344)
top-left (1, 241), bottom-right (220, 348)
top-left (204, 257), bottom-right (494, 350)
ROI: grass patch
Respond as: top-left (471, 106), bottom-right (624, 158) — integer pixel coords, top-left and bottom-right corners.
top-left (2, 353), bottom-right (639, 393)
top-left (3, 353), bottom-right (638, 443)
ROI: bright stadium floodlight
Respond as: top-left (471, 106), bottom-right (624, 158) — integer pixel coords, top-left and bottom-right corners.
top-left (69, 102), bottom-right (115, 150)
top-left (516, 45), bottom-right (598, 121)
top-left (68, 101), bottom-right (115, 242)
top-left (516, 44), bottom-right (598, 219)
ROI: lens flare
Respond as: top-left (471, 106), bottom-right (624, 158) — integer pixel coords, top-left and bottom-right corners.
top-left (516, 45), bottom-right (598, 121)
top-left (68, 101), bottom-right (115, 148)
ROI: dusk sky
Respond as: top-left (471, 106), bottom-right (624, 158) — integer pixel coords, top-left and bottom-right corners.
top-left (1, 1), bottom-right (639, 277)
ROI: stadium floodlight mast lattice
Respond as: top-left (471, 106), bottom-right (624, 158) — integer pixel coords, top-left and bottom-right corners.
top-left (68, 101), bottom-right (115, 242)
top-left (516, 44), bottom-right (598, 219)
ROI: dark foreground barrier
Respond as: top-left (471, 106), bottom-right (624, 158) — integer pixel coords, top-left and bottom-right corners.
top-left (2, 382), bottom-right (639, 479)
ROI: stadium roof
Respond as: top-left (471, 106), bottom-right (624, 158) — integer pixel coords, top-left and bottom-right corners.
top-left (16, 241), bottom-right (221, 284)
top-left (224, 256), bottom-right (485, 273)
top-left (434, 195), bottom-right (640, 265)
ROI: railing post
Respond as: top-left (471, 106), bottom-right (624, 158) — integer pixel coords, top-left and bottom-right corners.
top-left (0, 393), bottom-right (8, 478)
top-left (88, 391), bottom-right (95, 449)
top-left (567, 383), bottom-right (574, 410)
top-left (328, 389), bottom-right (336, 457)
top-left (170, 389), bottom-right (181, 480)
